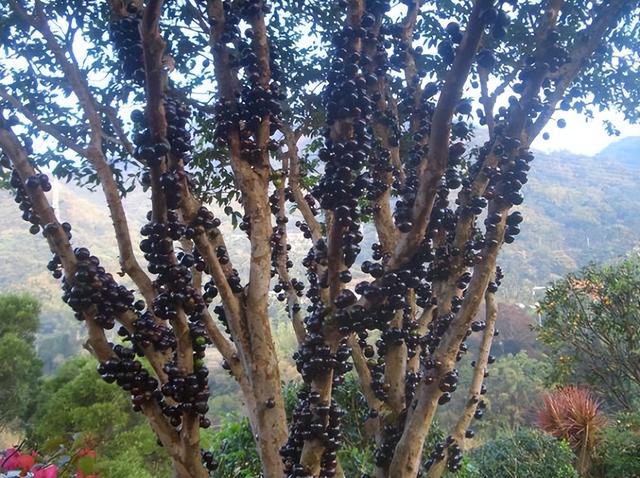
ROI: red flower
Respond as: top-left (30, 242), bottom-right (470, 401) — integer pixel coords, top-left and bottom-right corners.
top-left (1, 448), bottom-right (38, 473)
top-left (33, 464), bottom-right (59, 478)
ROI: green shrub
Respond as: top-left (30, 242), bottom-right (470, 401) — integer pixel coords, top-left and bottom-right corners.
top-left (207, 376), bottom-right (445, 477)
top-left (210, 417), bottom-right (261, 478)
top-left (458, 428), bottom-right (578, 478)
top-left (25, 356), bottom-right (171, 478)
top-left (596, 411), bottom-right (640, 478)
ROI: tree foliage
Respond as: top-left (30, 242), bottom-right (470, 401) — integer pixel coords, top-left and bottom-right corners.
top-left (0, 332), bottom-right (42, 427)
top-left (0, 293), bottom-right (40, 344)
top-left (25, 357), bottom-right (171, 478)
top-left (595, 410), bottom-right (640, 478)
top-left (0, 0), bottom-right (639, 477)
top-left (459, 428), bottom-right (579, 478)
top-left (0, 293), bottom-right (42, 427)
top-left (537, 252), bottom-right (640, 410)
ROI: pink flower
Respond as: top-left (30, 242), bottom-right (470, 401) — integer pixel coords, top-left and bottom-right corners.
top-left (1, 448), bottom-right (38, 473)
top-left (1, 448), bottom-right (21, 471)
top-left (34, 464), bottom-right (59, 478)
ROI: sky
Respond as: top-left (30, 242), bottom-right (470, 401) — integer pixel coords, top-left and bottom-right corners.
top-left (5, 4), bottom-right (639, 161)
top-left (530, 109), bottom-right (640, 156)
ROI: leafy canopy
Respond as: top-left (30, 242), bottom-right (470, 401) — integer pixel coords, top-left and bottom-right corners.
top-left (537, 252), bottom-right (640, 410)
top-left (1, 1), bottom-right (639, 200)
top-left (0, 293), bottom-right (40, 344)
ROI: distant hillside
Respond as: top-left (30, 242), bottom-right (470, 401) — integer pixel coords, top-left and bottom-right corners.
top-left (0, 136), bottom-right (638, 365)
top-left (498, 141), bottom-right (640, 301)
top-left (596, 136), bottom-right (640, 166)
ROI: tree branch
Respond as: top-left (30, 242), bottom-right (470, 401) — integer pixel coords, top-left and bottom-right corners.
top-left (275, 168), bottom-right (306, 344)
top-left (0, 87), bottom-right (86, 155)
top-left (427, 284), bottom-right (498, 478)
top-left (0, 123), bottom-right (180, 456)
top-left (9, 0), bottom-right (156, 306)
top-left (478, 67), bottom-right (496, 139)
top-left (388, 0), bottom-right (491, 270)
top-left (526, 0), bottom-right (627, 143)
top-left (99, 103), bottom-right (135, 155)
top-left (402, 0), bottom-right (425, 137)
top-left (280, 123), bottom-right (323, 243)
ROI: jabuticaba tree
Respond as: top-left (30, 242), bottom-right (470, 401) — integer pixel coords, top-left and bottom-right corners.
top-left (0, 0), bottom-right (638, 476)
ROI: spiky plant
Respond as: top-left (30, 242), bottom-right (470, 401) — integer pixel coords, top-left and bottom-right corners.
top-left (537, 386), bottom-right (607, 476)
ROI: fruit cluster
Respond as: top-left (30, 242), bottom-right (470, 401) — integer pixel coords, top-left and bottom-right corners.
top-left (281, 388), bottom-right (347, 478)
top-left (212, 0), bottom-right (284, 164)
top-left (9, 170), bottom-right (51, 235)
top-left (110, 4), bottom-right (145, 84)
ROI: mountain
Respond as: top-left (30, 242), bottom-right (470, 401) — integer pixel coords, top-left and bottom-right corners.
top-left (596, 136), bottom-right (640, 167)
top-left (0, 137), bottom-right (638, 366)
top-left (497, 141), bottom-right (640, 301)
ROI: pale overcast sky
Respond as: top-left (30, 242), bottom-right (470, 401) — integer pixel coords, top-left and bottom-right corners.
top-left (530, 109), bottom-right (640, 156)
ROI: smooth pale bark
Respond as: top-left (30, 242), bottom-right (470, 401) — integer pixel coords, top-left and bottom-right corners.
top-left (206, 2), bottom-right (289, 475)
top-left (426, 289), bottom-right (498, 478)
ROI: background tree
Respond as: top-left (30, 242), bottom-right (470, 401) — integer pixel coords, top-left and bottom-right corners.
top-left (24, 356), bottom-right (172, 478)
top-left (0, 294), bottom-right (40, 344)
top-left (0, 293), bottom-right (42, 428)
top-left (537, 252), bottom-right (640, 410)
top-left (0, 0), bottom-right (639, 477)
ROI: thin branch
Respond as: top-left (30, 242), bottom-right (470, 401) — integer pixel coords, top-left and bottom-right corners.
top-left (402, 0), bottom-right (425, 137)
top-left (526, 0), bottom-right (627, 143)
top-left (185, 0), bottom-right (212, 38)
top-left (275, 159), bottom-right (306, 344)
top-left (478, 67), bottom-right (496, 138)
top-left (427, 284), bottom-right (498, 478)
top-left (0, 87), bottom-right (86, 155)
top-left (388, 0), bottom-right (491, 270)
top-left (349, 335), bottom-right (385, 412)
top-left (9, 0), bottom-right (156, 305)
top-left (280, 123), bottom-right (323, 243)
top-left (99, 104), bottom-right (135, 155)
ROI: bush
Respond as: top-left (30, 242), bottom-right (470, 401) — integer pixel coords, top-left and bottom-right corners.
top-left (459, 428), bottom-right (578, 478)
top-left (596, 411), bottom-right (640, 478)
top-left (206, 376), bottom-right (446, 477)
top-left (209, 417), bottom-right (261, 478)
top-left (25, 356), bottom-right (171, 478)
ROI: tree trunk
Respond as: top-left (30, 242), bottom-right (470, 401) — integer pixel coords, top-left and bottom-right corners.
top-left (388, 378), bottom-right (446, 477)
top-left (240, 161), bottom-right (289, 478)
top-left (247, 345), bottom-right (289, 478)
top-left (173, 458), bottom-right (208, 478)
